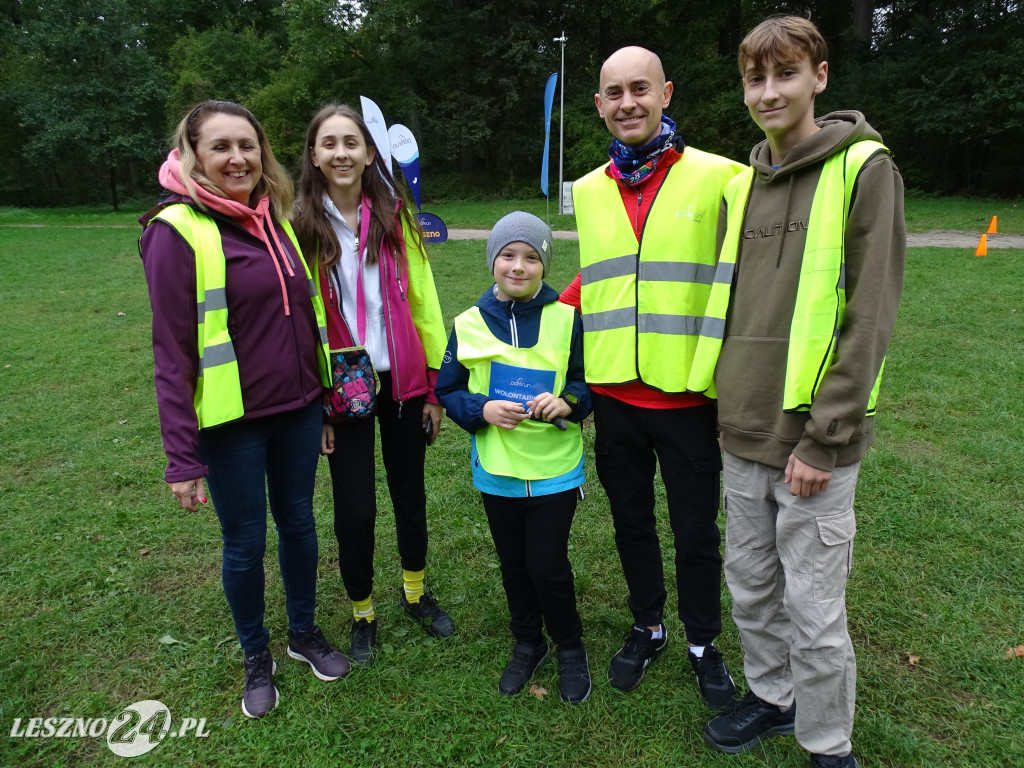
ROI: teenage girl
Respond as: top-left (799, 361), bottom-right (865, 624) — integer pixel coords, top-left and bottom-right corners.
top-left (293, 104), bottom-right (453, 665)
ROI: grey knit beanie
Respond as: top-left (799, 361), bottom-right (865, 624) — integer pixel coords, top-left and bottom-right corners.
top-left (486, 211), bottom-right (553, 275)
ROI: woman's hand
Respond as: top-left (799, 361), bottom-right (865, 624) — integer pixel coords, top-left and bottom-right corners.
top-left (169, 478), bottom-right (207, 512)
top-left (423, 402), bottom-right (443, 444)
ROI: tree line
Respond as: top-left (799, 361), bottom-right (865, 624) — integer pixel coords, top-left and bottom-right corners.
top-left (2, 0), bottom-right (1021, 209)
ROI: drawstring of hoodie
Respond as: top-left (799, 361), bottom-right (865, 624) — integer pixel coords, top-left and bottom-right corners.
top-left (248, 202), bottom-right (295, 316)
top-left (776, 174), bottom-right (795, 268)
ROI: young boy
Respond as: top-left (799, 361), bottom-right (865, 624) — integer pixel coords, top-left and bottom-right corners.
top-left (435, 212), bottom-right (593, 703)
top-left (687, 16), bottom-right (905, 768)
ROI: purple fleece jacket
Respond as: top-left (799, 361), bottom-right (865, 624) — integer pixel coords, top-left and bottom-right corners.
top-left (140, 197), bottom-right (324, 483)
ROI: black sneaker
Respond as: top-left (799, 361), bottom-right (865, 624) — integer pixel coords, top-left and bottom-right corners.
top-left (608, 624), bottom-right (667, 691)
top-left (702, 690), bottom-right (796, 754)
top-left (349, 618), bottom-right (378, 666)
top-left (557, 644), bottom-right (592, 704)
top-left (241, 647), bottom-right (279, 719)
top-left (811, 753), bottom-right (861, 768)
top-left (499, 641), bottom-right (549, 696)
top-left (287, 626), bottom-right (351, 681)
top-left (400, 590), bottom-right (455, 638)
top-left (688, 644), bottom-right (738, 712)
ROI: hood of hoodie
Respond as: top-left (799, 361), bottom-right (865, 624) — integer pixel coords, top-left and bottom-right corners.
top-left (749, 110), bottom-right (882, 181)
top-left (148, 149), bottom-right (300, 317)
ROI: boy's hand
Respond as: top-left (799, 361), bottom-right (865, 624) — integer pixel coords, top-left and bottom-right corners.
top-left (483, 400), bottom-right (530, 430)
top-left (785, 454), bottom-right (831, 497)
top-left (321, 423), bottom-right (335, 455)
top-left (527, 392), bottom-right (571, 423)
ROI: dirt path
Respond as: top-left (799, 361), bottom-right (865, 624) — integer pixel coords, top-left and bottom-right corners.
top-left (448, 228), bottom-right (1024, 249)
top-left (5, 223), bottom-right (1024, 248)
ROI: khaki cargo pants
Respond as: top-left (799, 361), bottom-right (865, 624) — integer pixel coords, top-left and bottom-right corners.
top-left (723, 451), bottom-right (860, 757)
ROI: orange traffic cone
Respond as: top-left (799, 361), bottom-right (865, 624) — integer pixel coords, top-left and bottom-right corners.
top-left (975, 234), bottom-right (987, 257)
top-left (986, 216), bottom-right (998, 234)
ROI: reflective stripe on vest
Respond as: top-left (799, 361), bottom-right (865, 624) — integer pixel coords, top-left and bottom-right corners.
top-left (687, 140), bottom-right (888, 414)
top-left (453, 302), bottom-right (582, 480)
top-left (573, 147), bottom-right (744, 392)
top-left (148, 204), bottom-right (330, 429)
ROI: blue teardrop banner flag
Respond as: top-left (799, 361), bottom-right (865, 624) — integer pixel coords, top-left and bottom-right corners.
top-left (388, 124), bottom-right (422, 212)
top-left (541, 72), bottom-right (557, 197)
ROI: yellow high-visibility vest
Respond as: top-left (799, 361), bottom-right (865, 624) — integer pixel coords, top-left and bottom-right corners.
top-left (453, 301), bottom-right (582, 480)
top-left (573, 148), bottom-right (744, 392)
top-left (687, 140), bottom-right (888, 414)
top-left (148, 204), bottom-right (329, 428)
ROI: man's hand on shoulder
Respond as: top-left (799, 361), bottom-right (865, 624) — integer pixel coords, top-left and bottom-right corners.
top-left (785, 454), bottom-right (831, 497)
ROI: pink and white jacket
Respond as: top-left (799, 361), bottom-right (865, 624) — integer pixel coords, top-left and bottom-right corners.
top-left (317, 193), bottom-right (446, 407)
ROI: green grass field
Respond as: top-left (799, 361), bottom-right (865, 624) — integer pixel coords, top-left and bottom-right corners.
top-left (0, 212), bottom-right (1022, 767)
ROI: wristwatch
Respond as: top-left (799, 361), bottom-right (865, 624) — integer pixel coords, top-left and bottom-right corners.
top-left (560, 392), bottom-right (580, 420)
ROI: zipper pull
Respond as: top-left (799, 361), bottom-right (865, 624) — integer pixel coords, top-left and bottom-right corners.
top-left (397, 399), bottom-right (404, 418)
top-left (396, 258), bottom-right (406, 300)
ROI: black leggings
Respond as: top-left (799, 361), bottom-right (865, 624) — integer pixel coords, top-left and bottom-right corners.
top-left (328, 371), bottom-right (428, 602)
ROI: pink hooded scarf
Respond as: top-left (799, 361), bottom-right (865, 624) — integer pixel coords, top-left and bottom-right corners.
top-left (159, 148), bottom-right (298, 315)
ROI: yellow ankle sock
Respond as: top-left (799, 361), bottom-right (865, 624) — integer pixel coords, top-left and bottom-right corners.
top-left (403, 570), bottom-right (425, 603)
top-left (352, 596), bottom-right (375, 622)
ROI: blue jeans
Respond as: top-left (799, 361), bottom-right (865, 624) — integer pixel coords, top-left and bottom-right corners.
top-left (198, 399), bottom-right (322, 655)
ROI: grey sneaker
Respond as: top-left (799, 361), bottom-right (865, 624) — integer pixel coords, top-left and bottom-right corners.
top-left (349, 618), bottom-right (378, 666)
top-left (499, 641), bottom-right (549, 696)
top-left (241, 647), bottom-right (279, 719)
top-left (400, 590), bottom-right (455, 638)
top-left (287, 626), bottom-right (351, 681)
top-left (811, 753), bottom-right (861, 768)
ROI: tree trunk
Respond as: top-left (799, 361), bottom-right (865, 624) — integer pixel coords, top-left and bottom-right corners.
top-left (110, 166), bottom-right (119, 212)
top-left (853, 0), bottom-right (875, 48)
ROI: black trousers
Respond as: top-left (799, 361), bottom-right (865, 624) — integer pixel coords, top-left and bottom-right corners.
top-left (482, 489), bottom-right (583, 648)
top-left (593, 394), bottom-right (723, 644)
top-left (328, 371), bottom-right (428, 602)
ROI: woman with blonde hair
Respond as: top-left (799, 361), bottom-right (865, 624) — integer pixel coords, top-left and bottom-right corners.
top-left (140, 100), bottom-right (349, 719)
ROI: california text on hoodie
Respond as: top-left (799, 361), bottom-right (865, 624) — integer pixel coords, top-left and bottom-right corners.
top-left (714, 110), bottom-right (906, 472)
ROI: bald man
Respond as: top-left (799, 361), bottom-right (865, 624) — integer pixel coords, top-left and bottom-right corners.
top-left (559, 47), bottom-right (744, 709)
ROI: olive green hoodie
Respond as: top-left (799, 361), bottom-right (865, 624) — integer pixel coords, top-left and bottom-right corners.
top-left (715, 110), bottom-right (905, 471)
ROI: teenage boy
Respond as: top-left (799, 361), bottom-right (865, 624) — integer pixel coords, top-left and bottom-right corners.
top-left (687, 16), bottom-right (905, 768)
top-left (560, 46), bottom-right (744, 711)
